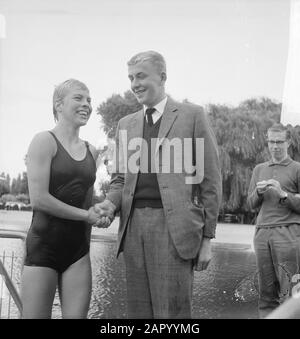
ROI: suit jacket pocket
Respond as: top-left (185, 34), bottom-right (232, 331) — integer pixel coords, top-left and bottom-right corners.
top-left (186, 200), bottom-right (205, 221)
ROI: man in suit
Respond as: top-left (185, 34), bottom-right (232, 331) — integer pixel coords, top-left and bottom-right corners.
top-left (96, 50), bottom-right (222, 318)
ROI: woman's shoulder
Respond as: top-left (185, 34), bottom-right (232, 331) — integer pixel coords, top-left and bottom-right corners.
top-left (31, 130), bottom-right (55, 141)
top-left (29, 130), bottom-right (57, 154)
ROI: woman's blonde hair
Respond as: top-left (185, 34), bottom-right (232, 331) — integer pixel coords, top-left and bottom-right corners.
top-left (53, 79), bottom-right (88, 121)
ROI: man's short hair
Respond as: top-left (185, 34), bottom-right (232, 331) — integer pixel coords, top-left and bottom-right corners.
top-left (53, 79), bottom-right (89, 121)
top-left (267, 123), bottom-right (290, 139)
top-left (127, 50), bottom-right (166, 74)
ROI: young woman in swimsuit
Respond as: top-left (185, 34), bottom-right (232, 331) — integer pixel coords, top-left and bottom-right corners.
top-left (21, 79), bottom-right (107, 318)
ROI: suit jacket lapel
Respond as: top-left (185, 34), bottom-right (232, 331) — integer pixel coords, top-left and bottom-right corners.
top-left (128, 109), bottom-right (144, 140)
top-left (126, 109), bottom-right (144, 173)
top-left (155, 98), bottom-right (178, 154)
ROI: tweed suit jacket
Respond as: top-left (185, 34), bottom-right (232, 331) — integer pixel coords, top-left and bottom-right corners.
top-left (106, 97), bottom-right (222, 259)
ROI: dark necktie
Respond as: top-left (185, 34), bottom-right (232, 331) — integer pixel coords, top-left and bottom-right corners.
top-left (145, 108), bottom-right (156, 126)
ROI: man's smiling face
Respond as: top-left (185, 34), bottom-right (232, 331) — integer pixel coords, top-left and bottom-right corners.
top-left (128, 60), bottom-right (166, 107)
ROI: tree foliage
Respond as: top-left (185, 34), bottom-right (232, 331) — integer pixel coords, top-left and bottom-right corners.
top-left (0, 171), bottom-right (29, 199)
top-left (0, 172), bottom-right (10, 196)
top-left (99, 179), bottom-right (110, 196)
top-left (10, 172), bottom-right (28, 195)
top-left (0, 193), bottom-right (17, 203)
top-left (207, 97), bottom-right (282, 217)
top-left (96, 90), bottom-right (142, 138)
top-left (16, 193), bottom-right (30, 204)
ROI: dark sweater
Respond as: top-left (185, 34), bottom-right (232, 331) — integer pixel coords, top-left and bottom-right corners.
top-left (134, 117), bottom-right (163, 208)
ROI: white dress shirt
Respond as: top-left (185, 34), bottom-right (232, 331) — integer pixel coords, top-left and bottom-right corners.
top-left (143, 96), bottom-right (168, 125)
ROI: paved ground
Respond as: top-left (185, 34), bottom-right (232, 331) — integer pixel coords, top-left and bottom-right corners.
top-left (0, 210), bottom-right (258, 319)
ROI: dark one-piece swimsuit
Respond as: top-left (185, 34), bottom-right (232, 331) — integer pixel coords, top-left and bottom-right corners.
top-left (24, 131), bottom-right (96, 273)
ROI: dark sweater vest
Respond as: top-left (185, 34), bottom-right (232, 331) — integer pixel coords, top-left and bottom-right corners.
top-left (133, 116), bottom-right (163, 208)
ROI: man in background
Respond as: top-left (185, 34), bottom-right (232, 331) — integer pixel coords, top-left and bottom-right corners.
top-left (248, 123), bottom-right (300, 318)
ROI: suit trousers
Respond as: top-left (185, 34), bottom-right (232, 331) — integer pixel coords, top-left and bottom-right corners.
top-left (122, 207), bottom-right (194, 319)
top-left (254, 224), bottom-right (300, 318)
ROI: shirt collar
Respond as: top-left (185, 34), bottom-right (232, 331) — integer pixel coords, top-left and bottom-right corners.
top-left (268, 156), bottom-right (292, 167)
top-left (143, 96), bottom-right (168, 116)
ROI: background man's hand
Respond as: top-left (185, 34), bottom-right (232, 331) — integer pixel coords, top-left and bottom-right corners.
top-left (194, 237), bottom-right (212, 271)
top-left (266, 179), bottom-right (287, 198)
top-left (256, 180), bottom-right (272, 195)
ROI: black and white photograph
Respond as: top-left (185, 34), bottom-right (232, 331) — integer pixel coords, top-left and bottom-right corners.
top-left (1, 0), bottom-right (300, 323)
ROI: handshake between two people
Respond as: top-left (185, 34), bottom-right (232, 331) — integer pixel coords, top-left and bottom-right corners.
top-left (86, 199), bottom-right (117, 228)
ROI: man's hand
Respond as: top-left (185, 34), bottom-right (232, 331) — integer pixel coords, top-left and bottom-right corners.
top-left (86, 206), bottom-right (102, 225)
top-left (256, 179), bottom-right (287, 198)
top-left (93, 200), bottom-right (116, 228)
top-left (194, 237), bottom-right (212, 271)
top-left (266, 179), bottom-right (287, 198)
top-left (94, 215), bottom-right (112, 228)
top-left (256, 180), bottom-right (272, 195)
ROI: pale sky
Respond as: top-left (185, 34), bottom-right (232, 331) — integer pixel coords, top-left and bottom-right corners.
top-left (0, 0), bottom-right (291, 184)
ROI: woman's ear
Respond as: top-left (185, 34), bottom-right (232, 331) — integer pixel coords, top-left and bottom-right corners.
top-left (54, 99), bottom-right (63, 114)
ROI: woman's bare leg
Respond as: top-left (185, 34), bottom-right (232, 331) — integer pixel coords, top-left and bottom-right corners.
top-left (58, 254), bottom-right (92, 319)
top-left (21, 266), bottom-right (58, 319)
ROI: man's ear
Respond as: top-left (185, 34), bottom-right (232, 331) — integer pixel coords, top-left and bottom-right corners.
top-left (161, 72), bottom-right (167, 83)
